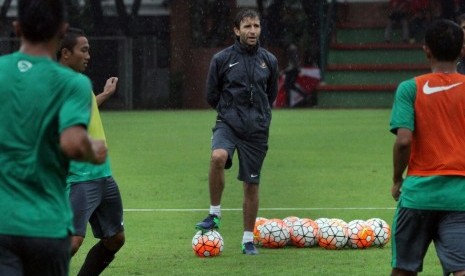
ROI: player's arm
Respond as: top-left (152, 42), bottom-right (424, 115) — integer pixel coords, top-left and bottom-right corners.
top-left (96, 77), bottom-right (118, 106)
top-left (266, 56), bottom-right (279, 106)
top-left (389, 78), bottom-right (416, 201)
top-left (206, 57), bottom-right (222, 109)
top-left (60, 125), bottom-right (107, 164)
top-left (392, 128), bottom-right (412, 201)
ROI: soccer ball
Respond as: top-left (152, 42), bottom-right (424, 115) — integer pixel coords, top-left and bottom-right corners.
top-left (314, 217), bottom-right (330, 230)
top-left (290, 218), bottom-right (319, 247)
top-left (317, 221), bottom-right (348, 250)
top-left (253, 217), bottom-right (269, 246)
top-left (283, 216), bottom-right (300, 245)
top-left (259, 219), bottom-right (290, 248)
top-left (346, 220), bottom-right (374, 249)
top-left (366, 218), bottom-right (391, 247)
top-left (283, 216), bottom-right (300, 229)
top-left (329, 218), bottom-right (348, 227)
top-left (192, 230), bottom-right (224, 257)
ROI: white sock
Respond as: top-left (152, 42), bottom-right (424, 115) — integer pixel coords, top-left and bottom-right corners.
top-left (209, 205), bottom-right (221, 217)
top-left (242, 231), bottom-right (254, 244)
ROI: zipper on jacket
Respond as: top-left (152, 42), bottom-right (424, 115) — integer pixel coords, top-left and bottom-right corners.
top-left (249, 84), bottom-right (254, 106)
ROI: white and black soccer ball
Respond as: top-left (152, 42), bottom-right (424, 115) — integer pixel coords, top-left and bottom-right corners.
top-left (192, 230), bottom-right (224, 257)
top-left (346, 219), bottom-right (374, 249)
top-left (259, 219), bottom-right (290, 248)
top-left (317, 222), bottom-right (348, 250)
top-left (366, 218), bottom-right (391, 247)
top-left (283, 216), bottom-right (300, 245)
top-left (290, 218), bottom-right (319, 247)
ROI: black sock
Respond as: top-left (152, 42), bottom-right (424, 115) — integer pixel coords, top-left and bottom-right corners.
top-left (77, 241), bottom-right (116, 276)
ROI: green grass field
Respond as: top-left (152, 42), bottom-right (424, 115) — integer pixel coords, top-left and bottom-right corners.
top-left (69, 109), bottom-right (443, 275)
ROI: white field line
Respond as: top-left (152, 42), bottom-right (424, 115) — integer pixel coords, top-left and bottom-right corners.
top-left (123, 207), bottom-right (395, 212)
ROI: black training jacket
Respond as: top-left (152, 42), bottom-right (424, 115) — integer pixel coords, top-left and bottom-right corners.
top-left (206, 40), bottom-right (279, 140)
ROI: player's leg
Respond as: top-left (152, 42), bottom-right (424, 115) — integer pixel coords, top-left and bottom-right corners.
top-left (391, 208), bottom-right (435, 275)
top-left (78, 177), bottom-right (124, 276)
top-left (98, 177), bottom-right (125, 252)
top-left (195, 149), bottom-right (229, 230)
top-left (196, 123), bottom-right (236, 230)
top-left (434, 211), bottom-right (465, 276)
top-left (241, 181), bottom-right (259, 255)
top-left (401, 18), bottom-right (409, 43)
top-left (237, 140), bottom-right (267, 255)
top-left (391, 268), bottom-right (417, 276)
top-left (209, 148), bottom-right (228, 206)
top-left (69, 181), bottom-right (102, 256)
top-left (385, 19), bottom-right (394, 42)
top-left (70, 236), bottom-right (84, 256)
top-left (243, 182), bottom-right (259, 233)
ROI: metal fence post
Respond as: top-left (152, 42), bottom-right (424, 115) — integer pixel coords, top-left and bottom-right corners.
top-left (125, 37), bottom-right (133, 110)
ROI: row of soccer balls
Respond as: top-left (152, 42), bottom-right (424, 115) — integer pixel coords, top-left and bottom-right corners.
top-left (255, 216), bottom-right (391, 250)
top-left (192, 216), bottom-right (391, 257)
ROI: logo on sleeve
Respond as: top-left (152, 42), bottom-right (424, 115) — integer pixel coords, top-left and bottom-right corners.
top-left (423, 81), bottom-right (462, 95)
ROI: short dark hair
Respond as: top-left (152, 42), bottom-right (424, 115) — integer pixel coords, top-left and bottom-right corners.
top-left (425, 19), bottom-right (463, 61)
top-left (233, 9), bottom-right (260, 29)
top-left (57, 27), bottom-right (86, 60)
top-left (18, 0), bottom-right (67, 43)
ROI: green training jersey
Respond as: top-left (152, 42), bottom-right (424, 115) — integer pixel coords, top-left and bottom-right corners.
top-left (0, 52), bottom-right (92, 238)
top-left (67, 94), bottom-right (112, 184)
top-left (390, 78), bottom-right (465, 210)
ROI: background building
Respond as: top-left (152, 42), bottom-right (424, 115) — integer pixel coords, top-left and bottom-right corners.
top-left (3, 0), bottom-right (392, 109)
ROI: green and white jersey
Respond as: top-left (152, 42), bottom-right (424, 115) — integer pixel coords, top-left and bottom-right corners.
top-left (0, 51), bottom-right (92, 238)
top-left (390, 78), bottom-right (465, 210)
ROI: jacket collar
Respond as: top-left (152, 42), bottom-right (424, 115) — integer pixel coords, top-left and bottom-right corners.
top-left (233, 38), bottom-right (259, 55)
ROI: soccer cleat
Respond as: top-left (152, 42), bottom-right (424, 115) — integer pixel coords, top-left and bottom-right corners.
top-left (242, 242), bottom-right (259, 255)
top-left (195, 214), bottom-right (220, 230)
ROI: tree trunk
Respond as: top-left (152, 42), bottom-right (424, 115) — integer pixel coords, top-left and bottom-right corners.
top-left (300, 0), bottom-right (320, 66)
top-left (115, 0), bottom-right (142, 36)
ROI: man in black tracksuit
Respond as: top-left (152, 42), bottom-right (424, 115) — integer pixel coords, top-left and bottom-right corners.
top-left (195, 9), bottom-right (279, 255)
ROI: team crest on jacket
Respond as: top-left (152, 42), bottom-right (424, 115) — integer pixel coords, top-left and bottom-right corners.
top-left (259, 61), bottom-right (267, 69)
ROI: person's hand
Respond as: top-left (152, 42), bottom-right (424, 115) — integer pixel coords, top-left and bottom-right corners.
top-left (102, 77), bottom-right (118, 97)
top-left (90, 139), bottom-right (107, 164)
top-left (96, 77), bottom-right (118, 106)
top-left (391, 179), bottom-right (403, 201)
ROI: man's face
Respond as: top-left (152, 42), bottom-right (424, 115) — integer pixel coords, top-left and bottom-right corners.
top-left (234, 16), bottom-right (261, 47)
top-left (66, 36), bottom-right (90, 72)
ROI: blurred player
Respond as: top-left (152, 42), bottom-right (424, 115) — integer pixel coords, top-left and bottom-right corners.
top-left (390, 19), bottom-right (465, 276)
top-left (58, 28), bottom-right (125, 275)
top-left (0, 1), bottom-right (107, 275)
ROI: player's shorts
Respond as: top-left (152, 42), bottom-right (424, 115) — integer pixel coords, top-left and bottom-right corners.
top-left (0, 235), bottom-right (70, 276)
top-left (69, 176), bottom-right (124, 239)
top-left (391, 207), bottom-right (465, 275)
top-left (211, 122), bottom-right (268, 184)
